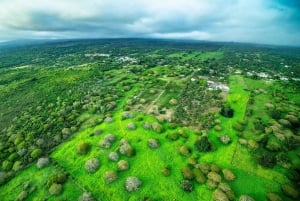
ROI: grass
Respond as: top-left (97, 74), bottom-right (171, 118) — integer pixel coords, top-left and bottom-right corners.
top-left (0, 164), bottom-right (82, 201)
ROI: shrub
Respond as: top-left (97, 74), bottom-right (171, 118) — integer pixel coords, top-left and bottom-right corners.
top-left (192, 168), bottom-right (206, 184)
top-left (46, 173), bottom-right (68, 187)
top-left (49, 183), bottom-right (62, 195)
top-left (267, 193), bottom-right (282, 201)
top-left (108, 152), bottom-right (119, 162)
top-left (119, 142), bottom-right (135, 157)
top-left (122, 112), bottom-right (134, 120)
top-left (143, 122), bottom-right (152, 130)
top-left (147, 139), bottom-right (160, 149)
top-left (125, 177), bottom-right (142, 192)
top-left (2, 160), bottom-right (12, 171)
top-left (30, 148), bottom-right (42, 159)
top-left (104, 134), bottom-right (116, 143)
top-left (152, 122), bottom-right (164, 133)
top-left (104, 117), bottom-right (114, 123)
top-left (181, 180), bottom-right (193, 192)
top-left (179, 146), bottom-right (191, 157)
top-left (78, 192), bottom-right (95, 201)
top-left (207, 172), bottom-right (222, 183)
top-left (0, 172), bottom-right (7, 185)
top-left (257, 151), bottom-right (276, 168)
top-left (206, 180), bottom-right (217, 190)
top-left (126, 123), bottom-right (136, 130)
top-left (77, 142), bottom-right (90, 155)
top-left (104, 170), bottom-right (118, 184)
top-left (220, 104), bottom-right (234, 118)
top-left (214, 125), bottom-right (222, 131)
top-left (211, 164), bottom-right (221, 173)
top-left (226, 190), bottom-right (235, 201)
top-left (161, 166), bottom-right (171, 177)
top-left (195, 136), bottom-right (212, 152)
top-left (16, 190), bottom-right (28, 201)
top-left (196, 162), bottom-right (210, 174)
top-left (12, 161), bottom-right (22, 171)
top-left (118, 160), bottom-right (129, 171)
top-left (181, 166), bottom-right (194, 180)
top-left (99, 134), bottom-right (116, 149)
top-left (222, 169), bottom-right (236, 181)
top-left (37, 157), bottom-right (50, 169)
top-left (219, 135), bottom-right (231, 145)
top-left (239, 195), bottom-right (255, 201)
top-left (85, 158), bottom-right (100, 173)
top-left (266, 138), bottom-right (281, 152)
top-left (213, 189), bottom-right (229, 201)
top-left (281, 183), bottom-right (299, 199)
top-left (166, 133), bottom-right (179, 141)
top-left (218, 182), bottom-right (232, 192)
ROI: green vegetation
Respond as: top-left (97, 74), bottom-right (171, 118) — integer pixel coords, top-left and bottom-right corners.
top-left (0, 39), bottom-right (299, 201)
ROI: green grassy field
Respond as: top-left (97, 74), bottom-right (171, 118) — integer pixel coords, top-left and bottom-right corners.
top-left (0, 73), bottom-right (298, 201)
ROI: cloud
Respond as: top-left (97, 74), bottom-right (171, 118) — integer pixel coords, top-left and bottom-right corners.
top-left (0, 0), bottom-right (299, 46)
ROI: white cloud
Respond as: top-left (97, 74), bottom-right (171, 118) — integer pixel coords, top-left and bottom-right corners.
top-left (0, 0), bottom-right (299, 45)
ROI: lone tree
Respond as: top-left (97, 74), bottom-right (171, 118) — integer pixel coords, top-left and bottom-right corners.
top-left (195, 136), bottom-right (212, 152)
top-left (220, 104), bottom-right (234, 118)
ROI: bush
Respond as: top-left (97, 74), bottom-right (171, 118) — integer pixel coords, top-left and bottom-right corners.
top-left (46, 173), bottom-right (68, 187)
top-left (37, 157), bottom-right (50, 169)
top-left (192, 168), bottom-right (206, 184)
top-left (125, 177), bottom-right (142, 192)
top-left (220, 104), bottom-right (234, 118)
top-left (206, 179), bottom-right (218, 190)
top-left (181, 166), bottom-right (194, 180)
top-left (222, 169), bottom-right (236, 181)
top-left (122, 112), bottom-right (134, 120)
top-left (152, 122), bottom-right (164, 133)
top-left (207, 172), bottom-right (222, 183)
top-left (143, 122), bottom-right (152, 130)
top-left (239, 195), bottom-right (255, 201)
top-left (99, 134), bottom-right (116, 149)
top-left (281, 183), bottom-right (299, 199)
top-left (30, 148), bottom-right (42, 159)
top-left (126, 123), bottom-right (136, 130)
top-left (211, 164), bottom-right (221, 173)
top-left (104, 170), bottom-right (118, 184)
top-left (267, 193), bottom-right (282, 201)
top-left (196, 162), bottom-right (210, 174)
top-left (213, 189), bottom-right (229, 201)
top-left (219, 135), bottom-right (231, 145)
top-left (16, 190), bottom-right (28, 201)
top-left (0, 172), bottom-right (7, 185)
top-left (257, 151), bottom-right (276, 168)
top-left (118, 160), bottom-right (129, 171)
top-left (266, 138), bottom-right (281, 152)
top-left (49, 183), bottom-right (62, 195)
top-left (166, 133), bottom-right (179, 141)
top-left (195, 136), bottom-right (212, 152)
top-left (108, 152), bottom-right (119, 162)
top-left (85, 158), bottom-right (100, 173)
top-left (2, 160), bottom-right (12, 171)
top-left (181, 180), bottom-right (193, 192)
top-left (147, 139), bottom-right (160, 149)
top-left (78, 192), bottom-right (95, 201)
top-left (179, 146), bottom-right (191, 157)
top-left (161, 166), bottom-right (171, 177)
top-left (218, 182), bottom-right (232, 192)
top-left (119, 141), bottom-right (135, 157)
top-left (12, 161), bottom-right (23, 171)
top-left (77, 142), bottom-right (90, 155)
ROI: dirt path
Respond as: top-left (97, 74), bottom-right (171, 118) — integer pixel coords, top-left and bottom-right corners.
top-left (146, 81), bottom-right (170, 113)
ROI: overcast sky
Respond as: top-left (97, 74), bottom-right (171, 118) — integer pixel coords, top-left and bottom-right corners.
top-left (0, 0), bottom-right (299, 46)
